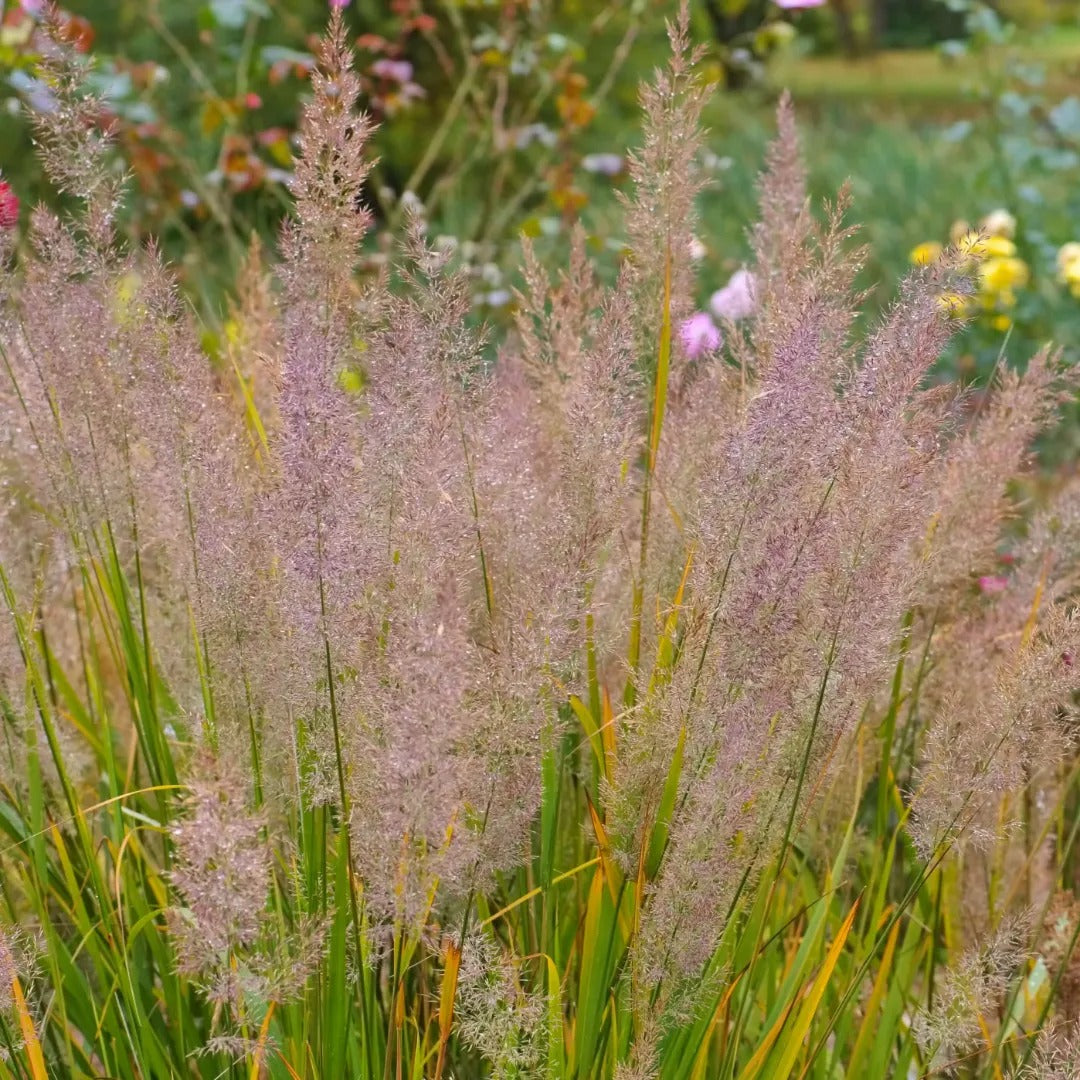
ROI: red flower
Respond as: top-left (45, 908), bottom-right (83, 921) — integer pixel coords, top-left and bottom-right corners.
top-left (0, 181), bottom-right (18, 229)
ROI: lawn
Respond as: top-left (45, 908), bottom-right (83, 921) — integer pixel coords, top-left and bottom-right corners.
top-left (769, 26), bottom-right (1080, 104)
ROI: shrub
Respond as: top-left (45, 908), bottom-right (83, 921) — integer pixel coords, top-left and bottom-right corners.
top-left (1, 7), bottom-right (1079, 1079)
top-left (1, 0), bottom-right (641, 315)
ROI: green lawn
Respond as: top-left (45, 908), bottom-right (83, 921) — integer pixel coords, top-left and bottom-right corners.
top-left (768, 28), bottom-right (1080, 105)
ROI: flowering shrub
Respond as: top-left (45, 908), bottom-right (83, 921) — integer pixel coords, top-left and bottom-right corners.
top-left (0, 0), bottom-right (642, 310)
top-left (899, 0), bottom-right (1080, 383)
top-left (2, 9), bottom-right (1080, 1080)
top-left (910, 210), bottom-right (1033, 331)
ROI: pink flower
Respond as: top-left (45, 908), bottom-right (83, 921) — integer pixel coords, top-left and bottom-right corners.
top-left (329, 0), bottom-right (350, 8)
top-left (370, 58), bottom-right (414, 83)
top-left (775, 0), bottom-right (825, 7)
top-left (0, 181), bottom-right (18, 229)
top-left (680, 312), bottom-right (721, 359)
top-left (710, 268), bottom-right (756, 322)
top-left (978, 575), bottom-right (1009, 594)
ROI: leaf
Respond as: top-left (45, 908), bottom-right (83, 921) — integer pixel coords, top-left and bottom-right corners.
top-left (248, 1002), bottom-right (276, 1080)
top-left (586, 796), bottom-right (621, 910)
top-left (644, 725), bottom-right (684, 880)
top-left (12, 975), bottom-right (47, 1080)
top-left (570, 695), bottom-right (605, 779)
top-left (847, 916), bottom-right (902, 1076)
top-left (544, 955), bottom-right (565, 1080)
top-left (206, 0), bottom-right (269, 29)
top-left (574, 868), bottom-right (617, 1077)
top-left (738, 990), bottom-right (801, 1080)
top-left (259, 45), bottom-right (316, 67)
top-left (771, 898), bottom-right (860, 1080)
top-left (434, 940), bottom-right (461, 1080)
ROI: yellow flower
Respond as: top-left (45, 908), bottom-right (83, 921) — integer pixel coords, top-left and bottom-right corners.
top-left (1057, 243), bottom-right (1080, 297)
top-left (1056, 242), bottom-right (1080, 275)
top-left (937, 291), bottom-right (970, 317)
top-left (910, 241), bottom-right (943, 266)
top-left (980, 208), bottom-right (1017, 239)
top-left (978, 255), bottom-right (1029, 294)
top-left (984, 235), bottom-right (1017, 258)
top-left (991, 314), bottom-right (1012, 332)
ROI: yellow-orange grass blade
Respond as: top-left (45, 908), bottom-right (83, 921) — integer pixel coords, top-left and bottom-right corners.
top-left (434, 940), bottom-right (462, 1080)
top-left (248, 1001), bottom-right (276, 1080)
top-left (12, 975), bottom-right (47, 1080)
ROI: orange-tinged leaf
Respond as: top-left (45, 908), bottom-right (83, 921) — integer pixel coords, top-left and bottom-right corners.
top-left (587, 795), bottom-right (634, 942)
top-left (586, 795), bottom-right (620, 907)
top-left (274, 1050), bottom-right (304, 1080)
top-left (738, 986), bottom-right (802, 1080)
top-left (691, 972), bottom-right (744, 1080)
top-left (775, 897), bottom-right (860, 1080)
top-left (12, 975), bottom-right (46, 1080)
top-left (249, 1001), bottom-right (276, 1080)
top-left (847, 915), bottom-right (901, 1076)
top-left (434, 940), bottom-right (462, 1080)
top-left (573, 868), bottom-right (608, 1075)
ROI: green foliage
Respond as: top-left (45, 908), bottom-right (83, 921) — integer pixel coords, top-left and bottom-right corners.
top-left (0, 0), bottom-right (653, 316)
top-left (877, 0), bottom-right (967, 49)
top-left (0, 546), bottom-right (1073, 1078)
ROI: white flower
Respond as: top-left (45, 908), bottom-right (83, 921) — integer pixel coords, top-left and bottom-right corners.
top-left (980, 208), bottom-right (1017, 239)
top-left (582, 153), bottom-right (625, 177)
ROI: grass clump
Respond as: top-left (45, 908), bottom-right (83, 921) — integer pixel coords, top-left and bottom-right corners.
top-left (1, 7), bottom-right (1079, 1079)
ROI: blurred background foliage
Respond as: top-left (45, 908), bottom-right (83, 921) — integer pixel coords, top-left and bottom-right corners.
top-left (2, 0), bottom-right (1080, 400)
